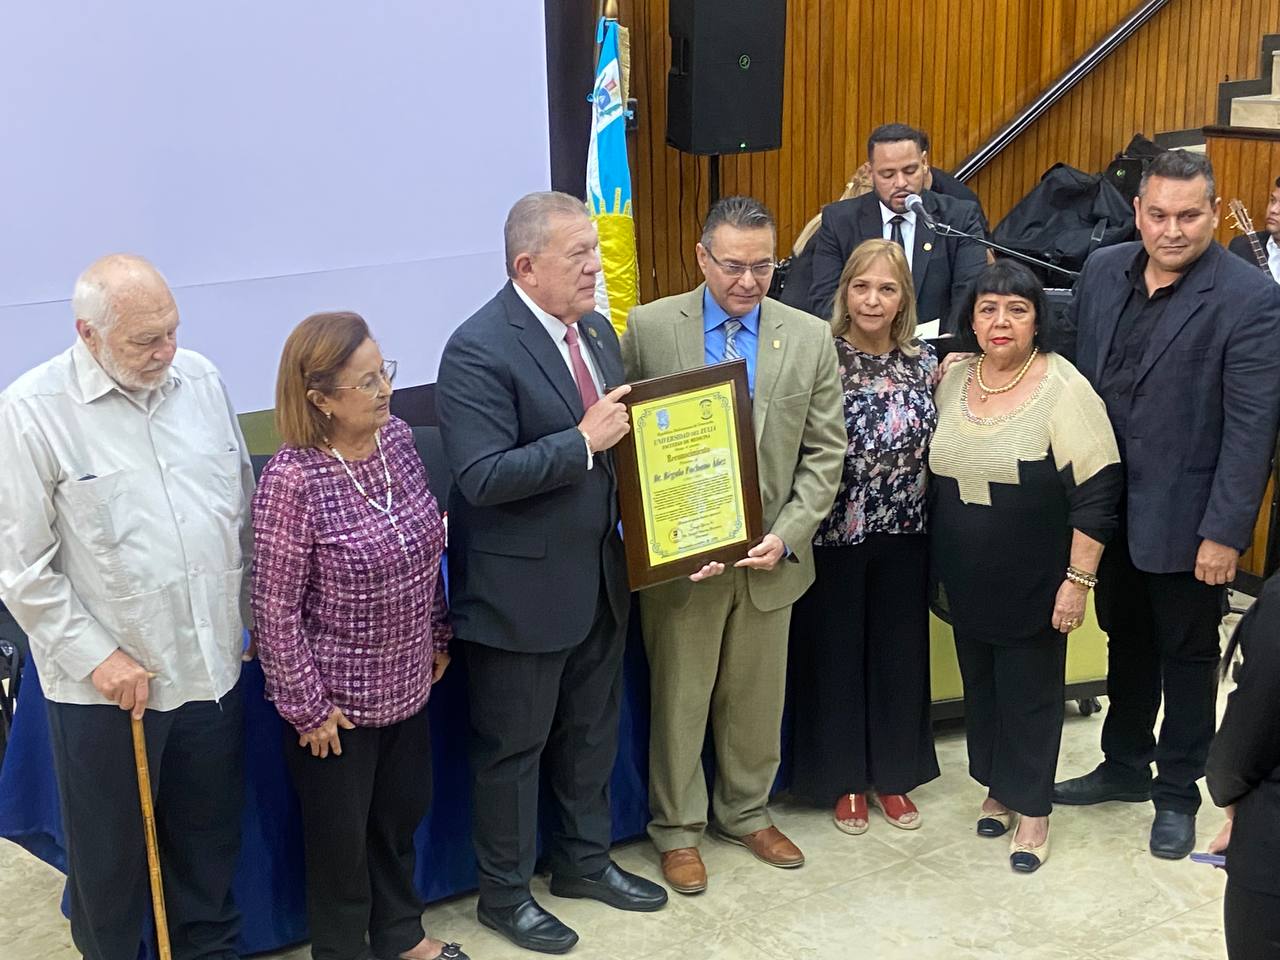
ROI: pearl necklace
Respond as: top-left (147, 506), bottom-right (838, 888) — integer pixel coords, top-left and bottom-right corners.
top-left (974, 347), bottom-right (1038, 402)
top-left (326, 432), bottom-right (410, 557)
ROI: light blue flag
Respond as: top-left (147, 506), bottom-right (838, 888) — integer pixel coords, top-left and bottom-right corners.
top-left (586, 16), bottom-right (638, 335)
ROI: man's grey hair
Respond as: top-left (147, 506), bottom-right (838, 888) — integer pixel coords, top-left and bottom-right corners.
top-left (1139, 150), bottom-right (1217, 203)
top-left (700, 196), bottom-right (776, 249)
top-left (72, 272), bottom-right (115, 330)
top-left (504, 191), bottom-right (591, 279)
top-left (71, 254), bottom-right (170, 331)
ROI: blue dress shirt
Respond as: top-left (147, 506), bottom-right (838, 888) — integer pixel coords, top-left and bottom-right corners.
top-left (703, 289), bottom-right (760, 395)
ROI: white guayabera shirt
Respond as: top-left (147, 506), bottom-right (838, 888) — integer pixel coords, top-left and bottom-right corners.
top-left (0, 339), bottom-right (254, 708)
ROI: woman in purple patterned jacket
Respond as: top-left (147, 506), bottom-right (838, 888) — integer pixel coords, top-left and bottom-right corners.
top-left (251, 312), bottom-right (466, 960)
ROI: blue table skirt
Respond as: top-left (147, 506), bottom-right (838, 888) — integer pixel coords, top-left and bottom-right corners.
top-left (0, 623), bottom-right (656, 957)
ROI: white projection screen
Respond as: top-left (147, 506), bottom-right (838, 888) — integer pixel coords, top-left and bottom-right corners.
top-left (0, 2), bottom-right (551, 410)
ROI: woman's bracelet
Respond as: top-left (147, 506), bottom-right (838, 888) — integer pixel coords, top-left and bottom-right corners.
top-left (1065, 566), bottom-right (1098, 589)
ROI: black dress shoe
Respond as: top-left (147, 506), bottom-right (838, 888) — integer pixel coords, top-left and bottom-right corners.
top-left (549, 861), bottom-right (668, 912)
top-left (476, 898), bottom-right (578, 954)
top-left (1053, 763), bottom-right (1152, 805)
top-left (1150, 810), bottom-right (1196, 860)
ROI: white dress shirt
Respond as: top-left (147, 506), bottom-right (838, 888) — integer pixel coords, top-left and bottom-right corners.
top-left (1268, 234), bottom-right (1280, 284)
top-left (513, 283), bottom-right (605, 395)
top-left (880, 202), bottom-right (917, 270)
top-left (0, 339), bottom-right (254, 708)
top-left (513, 282), bottom-right (604, 467)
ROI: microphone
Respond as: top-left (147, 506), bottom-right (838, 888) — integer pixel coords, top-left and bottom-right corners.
top-left (902, 193), bottom-right (937, 230)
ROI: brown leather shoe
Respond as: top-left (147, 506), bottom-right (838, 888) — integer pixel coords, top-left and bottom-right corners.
top-left (659, 847), bottom-right (707, 894)
top-left (714, 825), bottom-right (805, 868)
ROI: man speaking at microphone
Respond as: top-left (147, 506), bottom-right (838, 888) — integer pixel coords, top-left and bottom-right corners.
top-left (808, 123), bottom-right (988, 333)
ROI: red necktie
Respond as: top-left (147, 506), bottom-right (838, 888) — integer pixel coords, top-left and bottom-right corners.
top-left (564, 324), bottom-right (600, 410)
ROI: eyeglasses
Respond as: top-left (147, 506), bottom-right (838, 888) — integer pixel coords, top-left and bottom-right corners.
top-left (704, 247), bottom-right (778, 279)
top-left (332, 360), bottom-right (397, 397)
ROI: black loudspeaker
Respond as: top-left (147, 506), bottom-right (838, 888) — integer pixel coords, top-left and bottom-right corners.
top-left (666, 0), bottom-right (787, 156)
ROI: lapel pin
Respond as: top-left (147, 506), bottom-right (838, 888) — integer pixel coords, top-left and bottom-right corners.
top-left (923, 242), bottom-right (933, 252)
top-left (588, 327), bottom-right (598, 338)
top-left (773, 339), bottom-right (781, 349)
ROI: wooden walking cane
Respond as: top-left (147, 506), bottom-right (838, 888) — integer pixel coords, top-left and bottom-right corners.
top-left (131, 714), bottom-right (173, 960)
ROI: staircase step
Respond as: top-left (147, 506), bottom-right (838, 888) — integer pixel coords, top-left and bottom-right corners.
top-left (1230, 95), bottom-right (1280, 129)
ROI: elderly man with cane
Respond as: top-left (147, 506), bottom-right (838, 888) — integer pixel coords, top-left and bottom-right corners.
top-left (0, 254), bottom-right (254, 960)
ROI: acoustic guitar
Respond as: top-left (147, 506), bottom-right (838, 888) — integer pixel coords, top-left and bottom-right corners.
top-left (1227, 198), bottom-right (1270, 273)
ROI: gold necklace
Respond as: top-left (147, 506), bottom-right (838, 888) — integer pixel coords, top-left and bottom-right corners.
top-left (975, 348), bottom-right (1038, 402)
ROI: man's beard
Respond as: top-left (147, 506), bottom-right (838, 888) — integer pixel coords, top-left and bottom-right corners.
top-left (97, 341), bottom-right (171, 392)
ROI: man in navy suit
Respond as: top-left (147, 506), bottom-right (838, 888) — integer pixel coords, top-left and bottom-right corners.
top-left (807, 123), bottom-right (988, 331)
top-left (1054, 152), bottom-right (1280, 859)
top-left (436, 192), bottom-right (666, 954)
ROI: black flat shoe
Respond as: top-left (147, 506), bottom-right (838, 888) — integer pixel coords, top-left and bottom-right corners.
top-left (1149, 810), bottom-right (1196, 860)
top-left (977, 810), bottom-right (1013, 837)
top-left (1053, 764), bottom-right (1152, 806)
top-left (549, 861), bottom-right (669, 912)
top-left (1009, 821), bottom-right (1050, 873)
top-left (477, 898), bottom-right (578, 954)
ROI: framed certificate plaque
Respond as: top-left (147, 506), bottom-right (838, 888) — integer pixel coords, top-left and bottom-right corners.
top-left (613, 359), bottom-right (764, 589)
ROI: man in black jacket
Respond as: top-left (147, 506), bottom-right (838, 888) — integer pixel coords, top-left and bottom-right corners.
top-left (1206, 571), bottom-right (1280, 957)
top-left (807, 123), bottom-right (987, 331)
top-left (1054, 151), bottom-right (1280, 860)
top-left (1226, 174), bottom-right (1280, 282)
top-left (436, 191), bottom-right (667, 954)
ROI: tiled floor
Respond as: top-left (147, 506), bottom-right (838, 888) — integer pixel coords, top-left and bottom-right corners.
top-left (1, 702), bottom-right (1234, 960)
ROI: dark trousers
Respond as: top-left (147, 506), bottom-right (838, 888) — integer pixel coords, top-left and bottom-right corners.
top-left (1096, 531), bottom-right (1225, 813)
top-left (1225, 882), bottom-right (1280, 959)
top-left (284, 706), bottom-right (433, 960)
top-left (465, 585), bottom-right (624, 909)
top-left (789, 535), bottom-right (938, 800)
top-left (46, 682), bottom-right (244, 960)
top-left (954, 628), bottom-right (1066, 817)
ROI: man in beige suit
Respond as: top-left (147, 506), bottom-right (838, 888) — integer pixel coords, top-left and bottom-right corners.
top-left (621, 196), bottom-right (845, 894)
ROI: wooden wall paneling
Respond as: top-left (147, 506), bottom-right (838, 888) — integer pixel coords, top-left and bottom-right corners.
top-left (1171, 0), bottom-right (1187, 125)
top-left (1198, 0), bottom-right (1212, 116)
top-left (617, 0), bottom-right (1280, 303)
top-left (1211, 3), bottom-right (1226, 110)
top-left (1206, 128), bottom-right (1280, 247)
top-left (804, 0), bottom-right (820, 216)
top-left (829, 0), bottom-right (847, 205)
top-left (1157, 5), bottom-right (1172, 124)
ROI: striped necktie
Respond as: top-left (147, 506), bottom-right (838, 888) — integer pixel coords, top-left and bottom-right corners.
top-left (723, 317), bottom-right (743, 362)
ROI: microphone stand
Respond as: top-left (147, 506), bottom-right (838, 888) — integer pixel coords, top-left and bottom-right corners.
top-left (928, 218), bottom-right (1082, 282)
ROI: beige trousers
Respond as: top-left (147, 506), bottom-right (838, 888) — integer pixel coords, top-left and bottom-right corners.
top-left (640, 567), bottom-right (792, 851)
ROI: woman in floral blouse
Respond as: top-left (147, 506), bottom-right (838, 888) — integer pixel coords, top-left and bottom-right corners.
top-left (789, 239), bottom-right (940, 835)
top-left (252, 312), bottom-right (466, 960)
